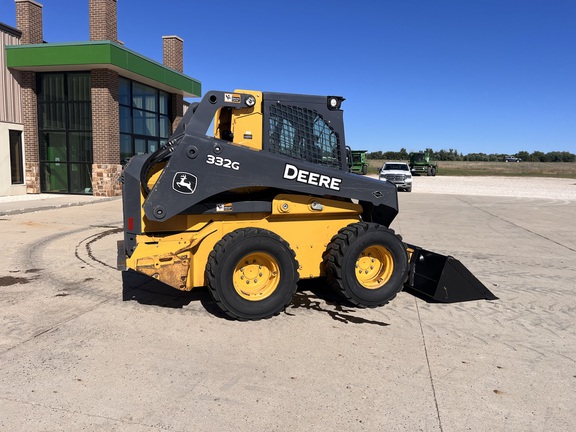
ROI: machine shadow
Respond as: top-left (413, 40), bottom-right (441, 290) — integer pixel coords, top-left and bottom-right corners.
top-left (121, 271), bottom-right (360, 318)
top-left (121, 271), bottom-right (431, 323)
top-left (121, 270), bottom-right (227, 318)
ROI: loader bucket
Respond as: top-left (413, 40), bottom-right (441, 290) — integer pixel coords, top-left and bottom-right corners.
top-left (404, 245), bottom-right (498, 303)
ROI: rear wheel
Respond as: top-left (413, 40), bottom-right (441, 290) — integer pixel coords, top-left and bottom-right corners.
top-left (206, 228), bottom-right (299, 320)
top-left (324, 223), bottom-right (409, 307)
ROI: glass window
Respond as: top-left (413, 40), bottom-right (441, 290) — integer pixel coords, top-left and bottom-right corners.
top-left (118, 78), bottom-right (172, 161)
top-left (133, 109), bottom-right (158, 136)
top-left (69, 132), bottom-right (92, 162)
top-left (159, 115), bottom-right (170, 138)
top-left (68, 74), bottom-right (91, 101)
top-left (68, 102), bottom-right (92, 130)
top-left (134, 138), bottom-right (147, 155)
top-left (41, 103), bottom-right (66, 129)
top-left (9, 130), bottom-right (24, 184)
top-left (39, 74), bottom-right (65, 102)
top-left (68, 163), bottom-right (92, 194)
top-left (120, 134), bottom-right (132, 163)
top-left (159, 92), bottom-right (169, 115)
top-left (38, 72), bottom-right (92, 194)
top-left (119, 78), bottom-right (131, 106)
top-left (133, 82), bottom-right (157, 111)
top-left (41, 132), bottom-right (67, 162)
top-left (120, 106), bottom-right (131, 133)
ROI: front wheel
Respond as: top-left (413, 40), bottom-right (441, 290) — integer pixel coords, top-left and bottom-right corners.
top-left (323, 223), bottom-right (409, 307)
top-left (206, 228), bottom-right (299, 320)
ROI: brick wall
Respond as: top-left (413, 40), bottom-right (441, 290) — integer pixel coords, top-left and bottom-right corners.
top-left (15, 0), bottom-right (43, 44)
top-left (162, 36), bottom-right (184, 132)
top-left (91, 68), bottom-right (121, 196)
top-left (21, 72), bottom-right (40, 193)
top-left (89, 0), bottom-right (117, 42)
top-left (171, 93), bottom-right (183, 133)
top-left (15, 0), bottom-right (43, 193)
top-left (162, 36), bottom-right (183, 73)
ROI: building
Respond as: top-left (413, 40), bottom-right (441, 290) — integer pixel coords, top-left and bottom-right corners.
top-left (0, 21), bottom-right (24, 196)
top-left (1, 0), bottom-right (201, 197)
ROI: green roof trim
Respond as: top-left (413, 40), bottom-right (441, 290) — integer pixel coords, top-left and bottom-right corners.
top-left (6, 41), bottom-right (201, 97)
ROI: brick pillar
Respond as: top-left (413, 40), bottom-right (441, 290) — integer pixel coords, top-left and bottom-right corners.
top-left (162, 36), bottom-right (184, 133)
top-left (171, 94), bottom-right (184, 132)
top-left (15, 0), bottom-right (43, 193)
top-left (15, 0), bottom-right (43, 44)
top-left (89, 0), bottom-right (117, 42)
top-left (162, 36), bottom-right (183, 73)
top-left (21, 72), bottom-right (40, 193)
top-left (91, 69), bottom-right (122, 197)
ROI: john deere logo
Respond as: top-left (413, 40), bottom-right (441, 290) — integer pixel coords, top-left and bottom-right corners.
top-left (172, 172), bottom-right (197, 194)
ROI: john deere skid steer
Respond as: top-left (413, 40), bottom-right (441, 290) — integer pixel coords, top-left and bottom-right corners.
top-left (119, 90), bottom-right (496, 320)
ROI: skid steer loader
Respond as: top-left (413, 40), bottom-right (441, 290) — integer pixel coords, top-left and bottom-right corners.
top-left (118, 90), bottom-right (496, 320)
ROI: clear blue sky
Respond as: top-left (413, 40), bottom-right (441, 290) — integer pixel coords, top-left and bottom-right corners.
top-left (2, 0), bottom-right (575, 155)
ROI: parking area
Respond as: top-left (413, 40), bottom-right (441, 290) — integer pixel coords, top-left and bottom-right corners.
top-left (0, 184), bottom-right (575, 431)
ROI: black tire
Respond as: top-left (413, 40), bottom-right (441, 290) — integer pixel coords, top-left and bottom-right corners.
top-left (323, 222), bottom-right (409, 307)
top-left (406, 186), bottom-right (412, 192)
top-left (431, 167), bottom-right (437, 176)
top-left (362, 164), bottom-right (368, 175)
top-left (206, 228), bottom-right (299, 320)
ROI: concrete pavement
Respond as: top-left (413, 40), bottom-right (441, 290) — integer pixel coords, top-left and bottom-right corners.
top-left (0, 190), bottom-right (574, 431)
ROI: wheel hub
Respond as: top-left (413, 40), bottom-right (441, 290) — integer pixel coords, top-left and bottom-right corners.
top-left (356, 245), bottom-right (394, 289)
top-left (233, 252), bottom-right (280, 301)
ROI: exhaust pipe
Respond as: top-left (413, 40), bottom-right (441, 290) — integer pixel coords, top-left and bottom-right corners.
top-left (405, 245), bottom-right (498, 303)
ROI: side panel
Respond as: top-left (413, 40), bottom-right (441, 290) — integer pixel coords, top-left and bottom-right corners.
top-left (127, 195), bottom-right (362, 290)
top-left (142, 133), bottom-right (398, 225)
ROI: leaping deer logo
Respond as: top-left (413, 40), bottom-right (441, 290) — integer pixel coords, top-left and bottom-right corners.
top-left (172, 172), bottom-right (197, 194)
top-left (176, 174), bottom-right (193, 192)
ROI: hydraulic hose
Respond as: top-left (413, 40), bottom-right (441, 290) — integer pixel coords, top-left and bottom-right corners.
top-left (140, 135), bottom-right (184, 196)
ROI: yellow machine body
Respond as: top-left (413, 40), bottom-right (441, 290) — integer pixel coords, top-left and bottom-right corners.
top-left (126, 191), bottom-right (362, 291)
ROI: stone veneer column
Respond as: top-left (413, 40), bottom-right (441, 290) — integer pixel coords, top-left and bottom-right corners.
top-left (91, 69), bottom-right (122, 196)
top-left (163, 35), bottom-right (184, 132)
top-left (15, 0), bottom-right (43, 193)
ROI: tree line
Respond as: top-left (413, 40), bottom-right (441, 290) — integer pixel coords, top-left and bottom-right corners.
top-left (366, 148), bottom-right (576, 162)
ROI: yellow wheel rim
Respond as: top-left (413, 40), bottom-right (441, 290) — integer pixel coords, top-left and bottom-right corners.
top-left (355, 245), bottom-right (394, 289)
top-left (233, 252), bottom-right (280, 301)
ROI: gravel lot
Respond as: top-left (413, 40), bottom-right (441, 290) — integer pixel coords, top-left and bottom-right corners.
top-left (370, 175), bottom-right (576, 201)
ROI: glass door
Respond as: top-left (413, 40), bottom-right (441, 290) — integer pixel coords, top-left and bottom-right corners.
top-left (38, 73), bottom-right (93, 194)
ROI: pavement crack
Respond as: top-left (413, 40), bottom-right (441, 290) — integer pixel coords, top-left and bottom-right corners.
top-left (415, 297), bottom-right (444, 432)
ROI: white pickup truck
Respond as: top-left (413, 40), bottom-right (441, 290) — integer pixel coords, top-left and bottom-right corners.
top-left (379, 162), bottom-right (413, 192)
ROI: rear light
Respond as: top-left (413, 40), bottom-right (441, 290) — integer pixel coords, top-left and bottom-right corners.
top-left (128, 217), bottom-right (134, 231)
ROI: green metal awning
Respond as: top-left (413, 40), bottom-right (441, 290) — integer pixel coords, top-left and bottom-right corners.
top-left (6, 40), bottom-right (201, 97)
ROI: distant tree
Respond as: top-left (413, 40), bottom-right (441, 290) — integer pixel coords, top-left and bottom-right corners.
top-left (367, 151), bottom-right (383, 159)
